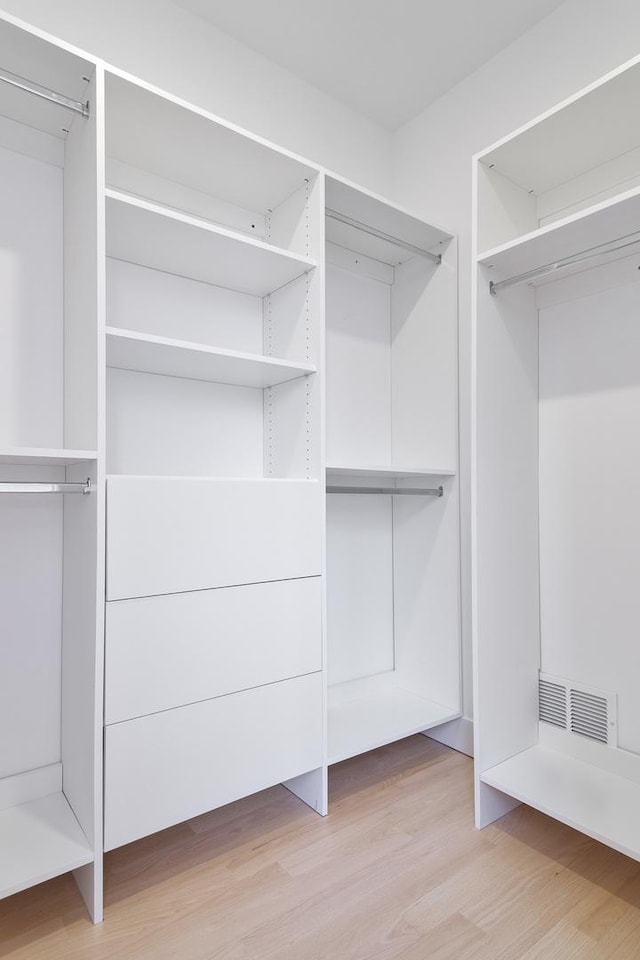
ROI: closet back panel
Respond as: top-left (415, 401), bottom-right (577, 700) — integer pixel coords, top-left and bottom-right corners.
top-left (326, 496), bottom-right (394, 685)
top-left (106, 368), bottom-right (263, 476)
top-left (0, 473), bottom-right (62, 778)
top-left (106, 259), bottom-right (263, 352)
top-left (539, 278), bottom-right (640, 755)
top-left (326, 265), bottom-right (391, 465)
top-left (0, 145), bottom-right (62, 447)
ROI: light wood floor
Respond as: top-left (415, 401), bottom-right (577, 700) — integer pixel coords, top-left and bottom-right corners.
top-left (2, 736), bottom-right (640, 959)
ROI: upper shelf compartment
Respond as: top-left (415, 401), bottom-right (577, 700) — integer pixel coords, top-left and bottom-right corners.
top-left (326, 174), bottom-right (451, 270)
top-left (0, 17), bottom-right (93, 143)
top-left (106, 189), bottom-right (316, 297)
top-left (477, 54), bottom-right (640, 254)
top-left (105, 71), bottom-right (319, 250)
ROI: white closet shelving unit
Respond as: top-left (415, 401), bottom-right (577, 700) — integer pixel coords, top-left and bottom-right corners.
top-left (0, 15), bottom-right (104, 921)
top-left (102, 69), bottom-right (327, 850)
top-left (325, 175), bottom-right (461, 766)
top-left (473, 51), bottom-right (640, 861)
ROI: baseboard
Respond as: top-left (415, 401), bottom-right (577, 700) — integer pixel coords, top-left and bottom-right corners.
top-left (422, 717), bottom-right (473, 757)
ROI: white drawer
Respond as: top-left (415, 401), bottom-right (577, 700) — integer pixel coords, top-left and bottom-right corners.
top-left (106, 476), bottom-right (322, 600)
top-left (104, 672), bottom-right (323, 850)
top-left (105, 577), bottom-right (322, 724)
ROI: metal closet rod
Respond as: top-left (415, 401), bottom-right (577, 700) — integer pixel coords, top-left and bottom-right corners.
top-left (489, 232), bottom-right (640, 295)
top-left (326, 208), bottom-right (442, 265)
top-left (327, 485), bottom-right (444, 497)
top-left (0, 66), bottom-right (89, 118)
top-left (0, 479), bottom-right (93, 495)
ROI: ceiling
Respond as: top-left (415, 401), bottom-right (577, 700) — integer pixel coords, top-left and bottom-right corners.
top-left (175, 0), bottom-right (567, 130)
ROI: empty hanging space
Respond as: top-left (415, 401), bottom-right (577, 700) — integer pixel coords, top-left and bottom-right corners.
top-left (474, 59), bottom-right (640, 863)
top-left (0, 20), bottom-right (101, 916)
top-left (325, 176), bottom-right (461, 765)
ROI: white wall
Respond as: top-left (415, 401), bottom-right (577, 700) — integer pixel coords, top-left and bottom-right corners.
top-left (0, 0), bottom-right (391, 193)
top-left (392, 0), bottom-right (640, 724)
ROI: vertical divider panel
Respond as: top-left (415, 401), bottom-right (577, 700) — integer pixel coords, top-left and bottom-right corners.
top-left (61, 65), bottom-right (105, 923)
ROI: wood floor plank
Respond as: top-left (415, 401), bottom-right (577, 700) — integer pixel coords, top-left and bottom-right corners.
top-left (1, 736), bottom-right (640, 959)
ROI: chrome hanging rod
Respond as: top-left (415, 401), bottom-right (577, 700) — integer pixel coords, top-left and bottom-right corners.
top-left (0, 479), bottom-right (92, 495)
top-left (0, 67), bottom-right (89, 118)
top-left (489, 233), bottom-right (640, 295)
top-left (326, 209), bottom-right (441, 265)
top-left (327, 485), bottom-right (443, 497)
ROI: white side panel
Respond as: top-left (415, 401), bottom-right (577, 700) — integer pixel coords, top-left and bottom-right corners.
top-left (539, 280), bottom-right (640, 756)
top-left (104, 672), bottom-right (323, 850)
top-left (106, 477), bottom-right (322, 599)
top-left (106, 368), bottom-right (264, 477)
top-left (0, 763), bottom-right (61, 812)
top-left (326, 495), bottom-right (394, 685)
top-left (105, 577), bottom-right (322, 723)
top-left (0, 143), bottom-right (63, 447)
top-left (477, 163), bottom-right (537, 254)
top-left (393, 480), bottom-right (461, 710)
top-left (472, 274), bottom-right (540, 806)
top-left (0, 473), bottom-right (62, 778)
top-left (106, 258), bottom-right (263, 353)
top-left (325, 265), bottom-right (391, 465)
top-left (391, 240), bottom-right (458, 470)
top-left (268, 178), bottom-right (312, 256)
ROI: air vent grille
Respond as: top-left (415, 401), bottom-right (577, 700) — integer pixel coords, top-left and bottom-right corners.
top-left (538, 672), bottom-right (616, 747)
top-left (538, 677), bottom-right (567, 728)
top-left (570, 689), bottom-right (609, 744)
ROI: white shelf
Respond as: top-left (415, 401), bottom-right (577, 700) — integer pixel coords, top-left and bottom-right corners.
top-left (106, 327), bottom-right (315, 388)
top-left (478, 185), bottom-right (640, 282)
top-left (327, 464), bottom-right (455, 481)
top-left (328, 674), bottom-right (459, 765)
top-left (0, 792), bottom-right (93, 899)
top-left (106, 189), bottom-right (316, 297)
top-left (482, 745), bottom-right (640, 863)
top-left (0, 447), bottom-right (97, 466)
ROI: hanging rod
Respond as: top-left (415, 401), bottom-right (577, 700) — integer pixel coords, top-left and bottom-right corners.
top-left (489, 233), bottom-right (640, 295)
top-left (327, 485), bottom-right (443, 497)
top-left (0, 479), bottom-right (92, 495)
top-left (0, 67), bottom-right (89, 118)
top-left (326, 209), bottom-right (441, 265)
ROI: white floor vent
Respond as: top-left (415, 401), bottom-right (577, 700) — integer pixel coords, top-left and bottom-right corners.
top-left (539, 673), bottom-right (617, 747)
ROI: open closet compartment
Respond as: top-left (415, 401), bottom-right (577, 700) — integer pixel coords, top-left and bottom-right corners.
top-left (0, 15), bottom-right (103, 920)
top-left (473, 52), bottom-right (640, 862)
top-left (325, 175), bottom-right (461, 765)
top-left (102, 70), bottom-right (326, 851)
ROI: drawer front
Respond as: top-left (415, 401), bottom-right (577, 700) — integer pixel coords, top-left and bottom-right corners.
top-left (106, 477), bottom-right (322, 600)
top-left (105, 577), bottom-right (322, 724)
top-left (104, 672), bottom-right (323, 850)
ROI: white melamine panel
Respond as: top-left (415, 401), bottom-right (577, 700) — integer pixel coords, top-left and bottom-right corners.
top-left (0, 144), bottom-right (62, 448)
top-left (0, 485), bottom-right (62, 778)
top-left (106, 190), bottom-right (315, 297)
top-left (393, 482), bottom-right (461, 711)
top-left (391, 243), bottom-right (458, 470)
top-left (106, 477), bottom-right (322, 600)
top-left (326, 175), bottom-right (451, 256)
top-left (328, 674), bottom-right (459, 765)
top-left (0, 792), bottom-right (93, 900)
top-left (0, 114), bottom-right (64, 167)
top-left (326, 265), bottom-right (391, 465)
top-left (326, 495), bottom-right (393, 686)
top-left (481, 745), bottom-right (640, 864)
top-left (477, 164), bottom-right (537, 255)
top-left (104, 672), bottom-right (323, 850)
top-left (0, 763), bottom-right (61, 812)
top-left (0, 18), bottom-right (93, 140)
top-left (106, 327), bottom-right (315, 388)
top-left (106, 71), bottom-right (317, 214)
top-left (472, 278), bottom-right (540, 792)
top-left (539, 280), bottom-right (640, 756)
top-left (0, 448), bottom-right (96, 466)
top-left (480, 58), bottom-right (640, 196)
top-left (327, 465), bottom-right (456, 481)
top-left (479, 186), bottom-right (640, 280)
top-left (106, 258), bottom-right (262, 353)
top-left (105, 577), bottom-right (322, 723)
top-left (266, 273), bottom-right (313, 363)
top-left (106, 368), bottom-right (263, 477)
